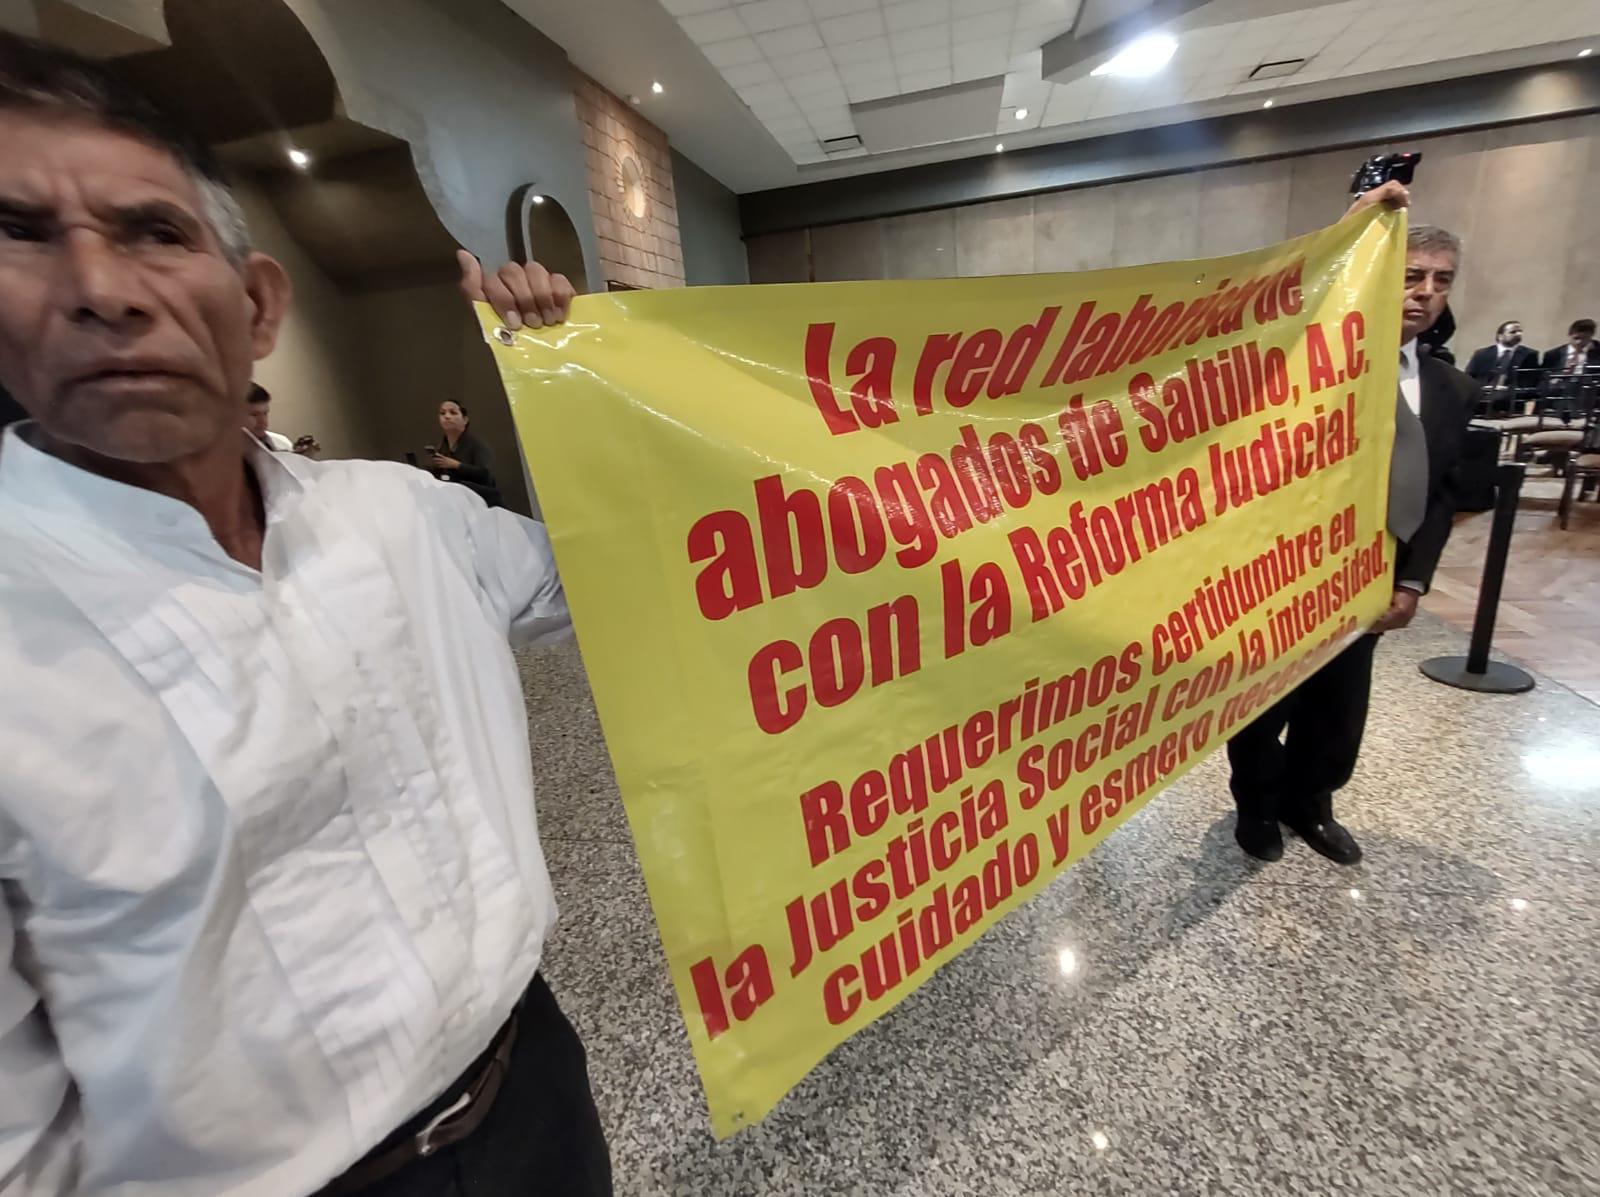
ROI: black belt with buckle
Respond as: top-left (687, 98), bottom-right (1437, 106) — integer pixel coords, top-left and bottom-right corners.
top-left (316, 1006), bottom-right (521, 1196)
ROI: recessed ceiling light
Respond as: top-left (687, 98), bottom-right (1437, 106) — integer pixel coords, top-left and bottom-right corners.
top-left (287, 147), bottom-right (310, 170)
top-left (1349, 888), bottom-right (1363, 901)
top-left (1090, 33), bottom-right (1178, 78)
top-left (1015, 107), bottom-right (1028, 120)
top-left (995, 141), bottom-right (1005, 152)
top-left (531, 194), bottom-right (545, 205)
top-left (1057, 947), bottom-right (1078, 976)
top-left (652, 80), bottom-right (664, 94)
top-left (1581, 48), bottom-right (1593, 58)
top-left (628, 94), bottom-right (641, 105)
top-left (1262, 98), bottom-right (1274, 108)
top-left (1090, 1130), bottom-right (1110, 1152)
top-left (1510, 897), bottom-right (1529, 910)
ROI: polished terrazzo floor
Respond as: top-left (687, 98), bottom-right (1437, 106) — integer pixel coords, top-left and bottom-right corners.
top-left (523, 614), bottom-right (1600, 1196)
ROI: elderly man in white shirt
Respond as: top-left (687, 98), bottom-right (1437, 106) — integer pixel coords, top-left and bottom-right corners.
top-left (0, 32), bottom-right (608, 1197)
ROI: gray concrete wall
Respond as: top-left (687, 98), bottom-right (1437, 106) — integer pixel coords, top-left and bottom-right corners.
top-left (746, 114), bottom-right (1600, 358)
top-left (235, 182), bottom-right (377, 461)
top-left (285, 0), bottom-right (599, 284)
top-left (672, 150), bottom-right (749, 287)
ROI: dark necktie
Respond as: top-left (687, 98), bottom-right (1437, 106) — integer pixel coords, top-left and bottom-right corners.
top-left (1389, 352), bottom-right (1429, 543)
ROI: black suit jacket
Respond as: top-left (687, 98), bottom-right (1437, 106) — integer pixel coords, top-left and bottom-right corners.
top-left (1397, 356), bottom-right (1478, 592)
top-left (1539, 343), bottom-right (1600, 373)
top-left (1465, 343), bottom-right (1540, 385)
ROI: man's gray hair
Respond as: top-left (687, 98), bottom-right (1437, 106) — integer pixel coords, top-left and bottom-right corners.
top-left (0, 31), bottom-right (252, 265)
top-left (1408, 223), bottom-right (1461, 260)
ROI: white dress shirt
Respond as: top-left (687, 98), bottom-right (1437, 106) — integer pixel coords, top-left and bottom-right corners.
top-left (0, 425), bottom-right (569, 1196)
top-left (1398, 340), bottom-right (1422, 416)
top-left (261, 429), bottom-right (294, 452)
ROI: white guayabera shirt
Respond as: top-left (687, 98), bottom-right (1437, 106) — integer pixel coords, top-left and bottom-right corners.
top-left (0, 425), bottom-right (569, 1196)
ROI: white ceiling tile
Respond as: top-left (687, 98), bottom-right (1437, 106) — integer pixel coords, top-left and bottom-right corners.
top-left (1015, 0), bottom-right (1074, 27)
top-left (757, 24), bottom-right (826, 54)
top-left (737, 0), bottom-right (813, 33)
top-left (891, 25), bottom-right (949, 54)
top-left (806, 0), bottom-right (878, 16)
top-left (706, 0), bottom-right (1578, 174)
top-left (681, 8), bottom-right (749, 42)
top-left (774, 47), bottom-right (837, 75)
top-left (953, 12), bottom-right (1007, 42)
top-left (662, 0), bottom-right (730, 14)
top-left (844, 74), bottom-right (899, 101)
top-left (896, 47), bottom-right (949, 73)
top-left (830, 35), bottom-right (893, 64)
top-left (721, 58), bottom-right (779, 84)
top-left (786, 66), bottom-right (847, 94)
top-left (820, 11), bottom-right (885, 43)
top-left (899, 66), bottom-right (954, 91)
top-left (702, 35), bottom-right (766, 66)
top-left (837, 59), bottom-right (897, 88)
top-left (954, 34), bottom-right (1010, 70)
top-left (885, 0), bottom-right (952, 33)
top-left (737, 79), bottom-right (793, 103)
top-left (750, 94), bottom-right (803, 118)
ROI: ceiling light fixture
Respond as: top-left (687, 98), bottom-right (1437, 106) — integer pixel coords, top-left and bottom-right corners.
top-left (1015, 107), bottom-right (1028, 120)
top-left (1262, 98), bottom-right (1274, 108)
top-left (1057, 947), bottom-right (1078, 976)
top-left (287, 147), bottom-right (310, 170)
top-left (1091, 1130), bottom-right (1110, 1152)
top-left (628, 94), bottom-right (641, 105)
top-left (1090, 32), bottom-right (1178, 79)
top-left (995, 141), bottom-right (1005, 152)
top-left (1581, 48), bottom-right (1593, 58)
top-left (531, 194), bottom-right (545, 205)
top-left (652, 80), bottom-right (665, 94)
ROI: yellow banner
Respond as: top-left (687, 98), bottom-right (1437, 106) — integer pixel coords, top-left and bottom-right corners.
top-left (482, 208), bottom-right (1405, 1136)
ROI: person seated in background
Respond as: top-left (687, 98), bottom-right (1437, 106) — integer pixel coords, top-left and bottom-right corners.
top-left (1465, 321), bottom-right (1541, 415)
top-left (430, 398), bottom-right (501, 507)
top-left (1540, 318), bottom-right (1600, 421)
top-left (245, 381), bottom-right (294, 450)
top-left (1542, 318), bottom-right (1600, 375)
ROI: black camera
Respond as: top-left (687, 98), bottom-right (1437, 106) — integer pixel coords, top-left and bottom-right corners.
top-left (1350, 152), bottom-right (1421, 197)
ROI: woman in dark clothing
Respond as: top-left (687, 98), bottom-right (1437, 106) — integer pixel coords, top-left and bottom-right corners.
top-left (431, 400), bottom-right (502, 507)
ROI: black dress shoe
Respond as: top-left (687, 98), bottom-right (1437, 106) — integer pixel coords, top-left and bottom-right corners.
top-left (1234, 817), bottom-right (1284, 862)
top-left (1287, 818), bottom-right (1363, 865)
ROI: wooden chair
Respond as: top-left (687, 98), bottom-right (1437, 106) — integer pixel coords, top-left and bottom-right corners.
top-left (1558, 404), bottom-right (1600, 529)
top-left (1516, 373), bottom-right (1599, 471)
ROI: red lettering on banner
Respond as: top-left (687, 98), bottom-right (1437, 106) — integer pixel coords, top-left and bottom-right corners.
top-left (803, 322), bottom-right (856, 435)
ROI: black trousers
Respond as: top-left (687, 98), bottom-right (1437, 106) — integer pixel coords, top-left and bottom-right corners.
top-left (352, 975), bottom-right (612, 1197)
top-left (1226, 634), bottom-right (1379, 825)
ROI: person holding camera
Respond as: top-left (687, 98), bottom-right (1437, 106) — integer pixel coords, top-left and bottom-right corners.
top-left (0, 33), bottom-right (606, 1197)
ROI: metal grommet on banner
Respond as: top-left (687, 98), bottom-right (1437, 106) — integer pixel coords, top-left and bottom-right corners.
top-left (492, 325), bottom-right (517, 346)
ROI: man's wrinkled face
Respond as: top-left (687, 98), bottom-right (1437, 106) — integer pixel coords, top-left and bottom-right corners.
top-left (0, 110), bottom-right (287, 463)
top-left (1497, 322), bottom-right (1522, 347)
top-left (1402, 248), bottom-right (1455, 344)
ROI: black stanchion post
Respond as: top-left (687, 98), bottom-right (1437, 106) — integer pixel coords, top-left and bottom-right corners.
top-left (1420, 462), bottom-right (1536, 693)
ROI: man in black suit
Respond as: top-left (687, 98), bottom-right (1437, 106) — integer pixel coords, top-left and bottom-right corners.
top-left (1540, 318), bottom-right (1600, 376)
top-left (1227, 186), bottom-right (1478, 866)
top-left (1539, 319), bottom-right (1600, 421)
top-left (1466, 321), bottom-right (1541, 413)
